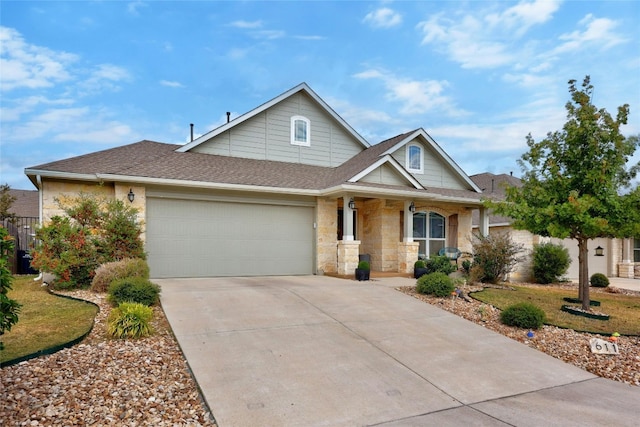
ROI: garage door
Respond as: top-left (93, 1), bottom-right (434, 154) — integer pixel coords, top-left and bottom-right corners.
top-left (146, 197), bottom-right (315, 278)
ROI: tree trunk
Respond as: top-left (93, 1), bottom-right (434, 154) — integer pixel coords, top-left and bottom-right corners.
top-left (577, 238), bottom-right (590, 310)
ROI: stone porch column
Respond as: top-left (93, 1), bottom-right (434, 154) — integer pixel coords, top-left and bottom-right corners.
top-left (338, 240), bottom-right (361, 275)
top-left (618, 238), bottom-right (634, 279)
top-left (398, 241), bottom-right (419, 274)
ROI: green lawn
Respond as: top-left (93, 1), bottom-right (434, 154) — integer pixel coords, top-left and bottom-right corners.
top-left (471, 285), bottom-right (640, 335)
top-left (1, 276), bottom-right (99, 365)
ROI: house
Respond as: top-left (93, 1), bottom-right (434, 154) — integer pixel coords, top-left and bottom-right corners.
top-left (470, 172), bottom-right (640, 281)
top-left (24, 83), bottom-right (491, 279)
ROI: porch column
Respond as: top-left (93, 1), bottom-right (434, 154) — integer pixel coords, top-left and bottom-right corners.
top-left (478, 207), bottom-right (489, 237)
top-left (403, 200), bottom-right (414, 242)
top-left (343, 195), bottom-right (355, 241)
top-left (338, 240), bottom-right (361, 275)
top-left (618, 238), bottom-right (634, 279)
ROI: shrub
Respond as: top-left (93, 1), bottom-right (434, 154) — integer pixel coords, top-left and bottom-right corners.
top-left (31, 216), bottom-right (100, 289)
top-left (108, 277), bottom-right (160, 307)
top-left (91, 258), bottom-right (150, 293)
top-left (1, 226), bottom-right (22, 350)
top-left (532, 242), bottom-right (571, 284)
top-left (107, 302), bottom-right (153, 339)
top-left (357, 261), bottom-right (370, 270)
top-left (590, 273), bottom-right (609, 288)
top-left (470, 232), bottom-right (524, 284)
top-left (461, 259), bottom-right (472, 275)
top-left (414, 260), bottom-right (426, 269)
top-left (31, 193), bottom-right (145, 290)
top-left (424, 255), bottom-right (457, 275)
top-left (416, 272), bottom-right (455, 297)
top-left (500, 302), bottom-right (546, 329)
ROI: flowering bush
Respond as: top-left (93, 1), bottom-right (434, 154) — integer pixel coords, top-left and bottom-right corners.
top-left (31, 193), bottom-right (145, 290)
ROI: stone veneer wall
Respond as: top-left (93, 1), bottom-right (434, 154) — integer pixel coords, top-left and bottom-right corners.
top-left (316, 198), bottom-right (338, 274)
top-left (41, 180), bottom-right (147, 241)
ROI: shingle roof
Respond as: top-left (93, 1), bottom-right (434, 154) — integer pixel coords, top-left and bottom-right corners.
top-left (26, 138), bottom-right (485, 203)
top-left (469, 173), bottom-right (522, 225)
top-left (7, 189), bottom-right (39, 217)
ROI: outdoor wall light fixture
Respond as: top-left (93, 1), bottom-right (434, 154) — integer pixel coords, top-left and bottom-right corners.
top-left (348, 198), bottom-right (356, 210)
top-left (409, 202), bottom-right (416, 213)
top-left (595, 246), bottom-right (604, 257)
top-left (127, 188), bottom-right (135, 203)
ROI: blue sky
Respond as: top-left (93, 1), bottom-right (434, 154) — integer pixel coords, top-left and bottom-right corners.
top-left (1, 0), bottom-right (639, 190)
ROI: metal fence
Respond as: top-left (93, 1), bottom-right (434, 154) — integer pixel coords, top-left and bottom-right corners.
top-left (2, 217), bottom-right (39, 274)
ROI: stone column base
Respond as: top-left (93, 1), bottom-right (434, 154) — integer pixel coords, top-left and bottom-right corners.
top-left (397, 241), bottom-right (419, 274)
top-left (338, 240), bottom-right (361, 276)
top-left (618, 262), bottom-right (634, 279)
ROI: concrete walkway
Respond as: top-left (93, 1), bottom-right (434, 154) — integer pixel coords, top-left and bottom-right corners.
top-left (158, 276), bottom-right (639, 427)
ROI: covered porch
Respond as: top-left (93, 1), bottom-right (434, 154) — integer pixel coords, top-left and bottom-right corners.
top-left (316, 194), bottom-right (489, 277)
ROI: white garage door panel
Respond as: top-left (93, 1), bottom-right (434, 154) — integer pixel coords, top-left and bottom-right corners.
top-left (146, 198), bottom-right (314, 278)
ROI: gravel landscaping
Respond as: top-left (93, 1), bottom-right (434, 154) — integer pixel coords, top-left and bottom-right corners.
top-left (1, 290), bottom-right (216, 426)
top-left (398, 284), bottom-right (640, 387)
top-left (2, 281), bottom-right (637, 426)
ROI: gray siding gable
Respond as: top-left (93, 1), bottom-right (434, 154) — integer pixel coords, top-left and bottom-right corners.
top-left (181, 84), bottom-right (368, 168)
top-left (383, 130), bottom-right (481, 192)
top-left (359, 163), bottom-right (415, 187)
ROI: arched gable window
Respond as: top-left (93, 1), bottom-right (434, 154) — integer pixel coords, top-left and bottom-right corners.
top-left (413, 211), bottom-right (446, 258)
top-left (406, 143), bottom-right (423, 173)
top-left (291, 115), bottom-right (310, 146)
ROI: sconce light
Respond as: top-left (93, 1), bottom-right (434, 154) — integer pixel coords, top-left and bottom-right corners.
top-left (595, 246), bottom-right (604, 257)
top-left (348, 198), bottom-right (356, 210)
top-left (409, 202), bottom-right (416, 213)
top-left (127, 188), bottom-right (135, 203)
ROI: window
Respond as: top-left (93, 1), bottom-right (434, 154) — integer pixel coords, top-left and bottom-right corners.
top-left (407, 144), bottom-right (423, 173)
top-left (634, 238), bottom-right (640, 263)
top-left (413, 212), bottom-right (446, 258)
top-left (291, 116), bottom-right (310, 146)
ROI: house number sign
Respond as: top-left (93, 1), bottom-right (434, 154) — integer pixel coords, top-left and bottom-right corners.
top-left (589, 338), bottom-right (619, 355)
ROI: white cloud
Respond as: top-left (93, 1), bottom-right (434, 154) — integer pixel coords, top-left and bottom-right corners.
top-left (416, 13), bottom-right (514, 69)
top-left (417, 1), bottom-right (561, 69)
top-left (553, 14), bottom-right (626, 54)
top-left (363, 8), bottom-right (402, 29)
top-left (160, 80), bottom-right (184, 88)
top-left (353, 69), bottom-right (465, 116)
top-left (486, 0), bottom-right (561, 35)
top-left (230, 20), bottom-right (263, 29)
top-left (75, 64), bottom-right (131, 96)
top-left (0, 26), bottom-right (77, 91)
top-left (127, 1), bottom-right (148, 16)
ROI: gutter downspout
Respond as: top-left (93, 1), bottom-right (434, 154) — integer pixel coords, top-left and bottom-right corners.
top-left (34, 175), bottom-right (43, 283)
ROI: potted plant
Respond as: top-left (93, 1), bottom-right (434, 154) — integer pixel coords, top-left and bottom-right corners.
top-left (355, 261), bottom-right (370, 281)
top-left (414, 260), bottom-right (428, 279)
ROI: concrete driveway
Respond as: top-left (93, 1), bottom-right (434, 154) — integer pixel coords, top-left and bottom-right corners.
top-left (157, 276), bottom-right (639, 427)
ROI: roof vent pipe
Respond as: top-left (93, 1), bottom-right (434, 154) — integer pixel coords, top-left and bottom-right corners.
top-left (190, 123), bottom-right (194, 142)
top-left (226, 112), bottom-right (231, 123)
top-left (491, 179), bottom-right (495, 193)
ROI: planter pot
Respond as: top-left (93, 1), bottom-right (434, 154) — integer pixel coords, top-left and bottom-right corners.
top-left (414, 268), bottom-right (428, 279)
top-left (563, 297), bottom-right (600, 307)
top-left (355, 268), bottom-right (370, 281)
top-left (561, 305), bottom-right (610, 320)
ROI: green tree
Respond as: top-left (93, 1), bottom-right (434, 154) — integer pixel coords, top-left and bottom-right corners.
top-left (0, 184), bottom-right (17, 222)
top-left (1, 225), bottom-right (22, 350)
top-left (489, 76), bottom-right (640, 310)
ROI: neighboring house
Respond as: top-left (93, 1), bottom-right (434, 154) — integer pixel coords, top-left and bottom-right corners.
top-left (470, 172), bottom-right (639, 281)
top-left (24, 83), bottom-right (491, 279)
